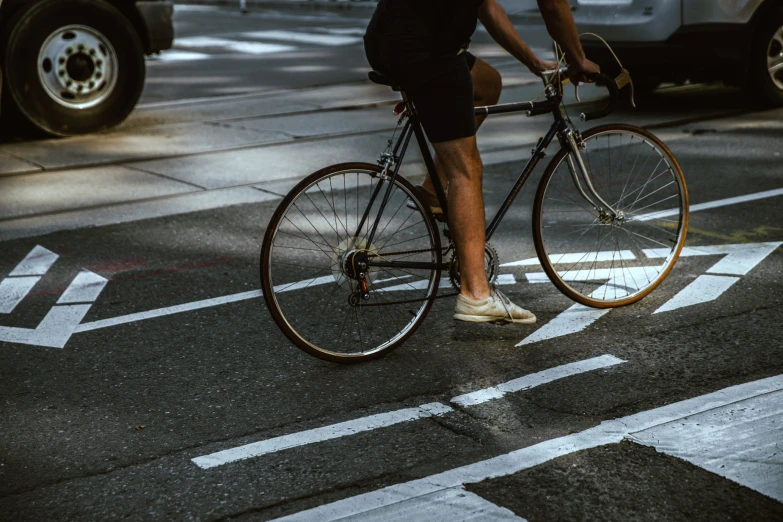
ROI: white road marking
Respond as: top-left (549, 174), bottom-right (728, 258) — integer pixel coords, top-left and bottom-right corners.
top-left (0, 304), bottom-right (93, 348)
top-left (193, 355), bottom-right (619, 469)
top-left (75, 274), bottom-right (343, 333)
top-left (518, 304), bottom-right (609, 346)
top-left (645, 242), bottom-right (783, 275)
top-left (64, 240), bottom-right (782, 345)
top-left (316, 28), bottom-right (367, 37)
top-left (0, 269), bottom-right (108, 348)
top-left (57, 270), bottom-right (108, 304)
top-left (381, 274), bottom-right (516, 293)
top-left (525, 267), bottom-right (658, 285)
top-left (174, 36), bottom-right (296, 56)
top-left (634, 188), bottom-right (783, 221)
top-left (653, 275), bottom-right (740, 314)
top-left (192, 402), bottom-right (453, 469)
top-left (149, 50), bottom-right (211, 63)
top-left (451, 355), bottom-right (625, 407)
top-left (242, 30), bottom-right (361, 46)
top-left (648, 242), bottom-right (782, 314)
top-left (0, 277), bottom-right (40, 314)
top-left (501, 250), bottom-right (635, 268)
top-left (351, 486), bottom-right (528, 521)
top-left (8, 245), bottom-right (59, 276)
top-left (629, 389), bottom-right (783, 502)
top-left (74, 290), bottom-right (263, 333)
top-left (273, 375), bottom-right (783, 521)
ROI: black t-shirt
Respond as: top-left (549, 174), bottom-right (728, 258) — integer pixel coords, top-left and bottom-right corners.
top-left (365, 0), bottom-right (486, 56)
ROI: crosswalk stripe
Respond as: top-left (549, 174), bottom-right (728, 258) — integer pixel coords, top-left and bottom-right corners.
top-left (174, 36), bottom-right (296, 56)
top-left (242, 30), bottom-right (361, 46)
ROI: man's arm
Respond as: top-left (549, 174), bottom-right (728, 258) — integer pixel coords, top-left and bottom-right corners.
top-left (478, 0), bottom-right (556, 77)
top-left (535, 0), bottom-right (600, 82)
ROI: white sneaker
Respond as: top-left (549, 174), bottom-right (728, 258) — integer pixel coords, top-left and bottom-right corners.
top-left (453, 288), bottom-right (536, 324)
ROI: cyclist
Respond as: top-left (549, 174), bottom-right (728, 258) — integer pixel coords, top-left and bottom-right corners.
top-left (364, 0), bottom-right (600, 324)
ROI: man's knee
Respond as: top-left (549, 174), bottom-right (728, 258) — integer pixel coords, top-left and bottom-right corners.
top-left (473, 59), bottom-right (502, 106)
top-left (434, 138), bottom-right (483, 183)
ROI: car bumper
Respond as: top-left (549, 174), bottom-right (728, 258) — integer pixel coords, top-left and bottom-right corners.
top-left (582, 24), bottom-right (752, 81)
top-left (136, 0), bottom-right (174, 53)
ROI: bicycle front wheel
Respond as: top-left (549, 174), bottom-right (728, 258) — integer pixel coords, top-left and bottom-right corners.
top-left (260, 163), bottom-right (442, 363)
top-left (533, 124), bottom-right (688, 308)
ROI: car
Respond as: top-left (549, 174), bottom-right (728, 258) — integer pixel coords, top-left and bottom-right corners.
top-left (572, 0), bottom-right (783, 106)
top-left (0, 0), bottom-right (173, 136)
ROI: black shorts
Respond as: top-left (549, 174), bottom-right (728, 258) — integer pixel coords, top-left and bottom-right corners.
top-left (365, 43), bottom-right (477, 143)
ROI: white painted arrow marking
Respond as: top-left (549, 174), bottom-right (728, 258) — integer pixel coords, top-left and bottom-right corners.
top-left (0, 269), bottom-right (107, 348)
top-left (644, 242), bottom-right (783, 276)
top-left (648, 242), bottom-right (782, 314)
top-left (8, 245), bottom-right (59, 276)
top-left (654, 275), bottom-right (740, 315)
top-left (0, 277), bottom-right (42, 314)
top-left (0, 246), bottom-right (59, 314)
top-left (57, 270), bottom-right (109, 304)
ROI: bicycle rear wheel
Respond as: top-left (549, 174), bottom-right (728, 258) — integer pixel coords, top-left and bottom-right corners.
top-left (533, 124), bottom-right (688, 308)
top-left (260, 163), bottom-right (442, 363)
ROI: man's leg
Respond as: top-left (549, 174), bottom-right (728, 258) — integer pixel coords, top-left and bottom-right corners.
top-left (432, 136), bottom-right (490, 301)
top-left (422, 57), bottom-right (502, 195)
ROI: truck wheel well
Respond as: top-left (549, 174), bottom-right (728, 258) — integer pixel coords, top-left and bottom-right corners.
top-left (0, 0), bottom-right (154, 56)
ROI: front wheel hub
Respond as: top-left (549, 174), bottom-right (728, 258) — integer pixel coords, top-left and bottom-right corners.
top-left (38, 24), bottom-right (118, 109)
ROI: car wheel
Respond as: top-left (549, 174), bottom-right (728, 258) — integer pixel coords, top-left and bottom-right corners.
top-left (3, 0), bottom-right (145, 136)
top-left (750, 7), bottom-right (783, 106)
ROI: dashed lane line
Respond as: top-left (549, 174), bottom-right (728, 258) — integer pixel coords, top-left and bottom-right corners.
top-left (191, 355), bottom-right (624, 469)
top-left (450, 354), bottom-right (624, 407)
top-left (272, 374), bottom-right (783, 521)
top-left (193, 403), bottom-right (453, 469)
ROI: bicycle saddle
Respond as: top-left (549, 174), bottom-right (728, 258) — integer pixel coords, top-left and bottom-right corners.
top-left (368, 70), bottom-right (401, 92)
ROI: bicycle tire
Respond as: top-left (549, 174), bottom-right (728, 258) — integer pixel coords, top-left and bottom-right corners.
top-left (260, 162), bottom-right (442, 363)
top-left (533, 124), bottom-right (688, 308)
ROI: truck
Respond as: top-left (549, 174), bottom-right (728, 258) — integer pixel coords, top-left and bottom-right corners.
top-left (0, 0), bottom-right (174, 136)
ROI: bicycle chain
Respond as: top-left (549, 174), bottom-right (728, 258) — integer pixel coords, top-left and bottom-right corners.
top-left (362, 246), bottom-right (457, 306)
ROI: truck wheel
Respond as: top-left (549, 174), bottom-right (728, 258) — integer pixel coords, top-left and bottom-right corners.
top-left (3, 0), bottom-right (145, 136)
top-left (750, 7), bottom-right (783, 106)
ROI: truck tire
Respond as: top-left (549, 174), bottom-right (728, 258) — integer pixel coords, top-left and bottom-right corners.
top-left (750, 6), bottom-right (783, 106)
top-left (3, 0), bottom-right (146, 136)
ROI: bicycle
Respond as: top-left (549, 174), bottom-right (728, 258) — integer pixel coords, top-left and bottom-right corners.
top-left (260, 67), bottom-right (689, 363)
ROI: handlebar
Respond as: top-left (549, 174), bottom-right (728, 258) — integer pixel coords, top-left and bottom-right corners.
top-left (580, 72), bottom-right (619, 122)
top-left (541, 69), bottom-right (621, 121)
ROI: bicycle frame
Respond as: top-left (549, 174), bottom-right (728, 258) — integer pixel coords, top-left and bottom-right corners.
top-left (360, 83), bottom-right (612, 272)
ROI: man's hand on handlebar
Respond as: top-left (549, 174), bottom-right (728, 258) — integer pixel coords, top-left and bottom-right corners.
top-left (530, 58), bottom-right (560, 78)
top-left (567, 58), bottom-right (601, 85)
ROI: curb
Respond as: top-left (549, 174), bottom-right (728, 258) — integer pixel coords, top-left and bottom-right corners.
top-left (173, 0), bottom-right (378, 12)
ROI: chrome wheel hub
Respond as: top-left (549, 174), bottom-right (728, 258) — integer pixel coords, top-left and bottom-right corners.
top-left (767, 24), bottom-right (783, 91)
top-left (38, 25), bottom-right (118, 109)
top-left (331, 237), bottom-right (378, 285)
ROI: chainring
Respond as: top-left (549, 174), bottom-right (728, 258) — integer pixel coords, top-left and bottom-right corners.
top-left (448, 242), bottom-right (500, 292)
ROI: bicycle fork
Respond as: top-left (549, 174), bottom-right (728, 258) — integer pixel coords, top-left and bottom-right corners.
top-left (562, 130), bottom-right (621, 223)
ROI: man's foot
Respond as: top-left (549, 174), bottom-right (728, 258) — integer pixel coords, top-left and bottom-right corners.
top-left (453, 288), bottom-right (536, 324)
top-left (406, 185), bottom-right (445, 221)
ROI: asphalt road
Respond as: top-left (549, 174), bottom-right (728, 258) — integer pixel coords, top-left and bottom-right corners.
top-left (1, 4), bottom-right (782, 521)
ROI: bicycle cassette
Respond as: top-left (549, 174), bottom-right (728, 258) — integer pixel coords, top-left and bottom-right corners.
top-left (448, 242), bottom-right (500, 292)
